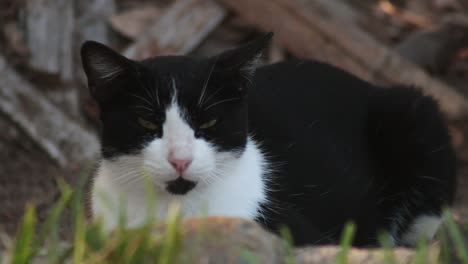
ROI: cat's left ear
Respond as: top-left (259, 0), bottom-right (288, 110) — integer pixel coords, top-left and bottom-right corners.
top-left (80, 41), bottom-right (138, 105)
top-left (214, 32), bottom-right (273, 79)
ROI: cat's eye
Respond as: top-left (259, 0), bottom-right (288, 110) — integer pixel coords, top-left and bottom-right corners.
top-left (199, 119), bottom-right (217, 129)
top-left (138, 117), bottom-right (158, 130)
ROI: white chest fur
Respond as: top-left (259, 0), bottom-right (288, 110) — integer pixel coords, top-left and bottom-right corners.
top-left (91, 139), bottom-right (268, 229)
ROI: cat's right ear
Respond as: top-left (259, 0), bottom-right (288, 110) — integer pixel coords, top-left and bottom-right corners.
top-left (80, 41), bottom-right (136, 104)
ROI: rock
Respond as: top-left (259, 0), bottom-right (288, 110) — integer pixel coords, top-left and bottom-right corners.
top-left (164, 217), bottom-right (438, 264)
top-left (295, 246), bottom-right (422, 264)
top-left (1, 216), bottom-right (447, 263)
top-left (165, 217), bottom-right (287, 263)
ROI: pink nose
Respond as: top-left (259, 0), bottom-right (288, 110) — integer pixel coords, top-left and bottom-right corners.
top-left (168, 157), bottom-right (192, 175)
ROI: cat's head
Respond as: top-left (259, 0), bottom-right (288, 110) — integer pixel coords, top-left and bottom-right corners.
top-left (81, 33), bottom-right (272, 195)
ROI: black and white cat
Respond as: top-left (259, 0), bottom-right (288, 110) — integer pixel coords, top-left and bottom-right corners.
top-left (81, 33), bottom-right (456, 246)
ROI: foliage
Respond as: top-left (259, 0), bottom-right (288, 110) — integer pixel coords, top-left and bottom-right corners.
top-left (2, 180), bottom-right (467, 264)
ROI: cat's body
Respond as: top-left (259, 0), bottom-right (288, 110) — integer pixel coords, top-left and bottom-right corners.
top-left (249, 60), bottom-right (456, 246)
top-left (82, 34), bottom-right (456, 247)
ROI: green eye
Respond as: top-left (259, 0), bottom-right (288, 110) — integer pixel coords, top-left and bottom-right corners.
top-left (199, 119), bottom-right (217, 129)
top-left (138, 117), bottom-right (158, 130)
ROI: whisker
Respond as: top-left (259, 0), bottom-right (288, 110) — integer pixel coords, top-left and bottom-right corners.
top-left (171, 77), bottom-right (177, 96)
top-left (204, 98), bottom-right (239, 111)
top-left (143, 82), bottom-right (157, 106)
top-left (134, 75), bottom-right (155, 104)
top-left (132, 105), bottom-right (154, 113)
top-left (202, 86), bottom-right (224, 107)
top-left (130, 94), bottom-right (153, 107)
top-left (198, 57), bottom-right (219, 107)
top-left (115, 173), bottom-right (142, 185)
top-left (145, 76), bottom-right (160, 107)
top-left (155, 84), bottom-right (160, 106)
top-left (417, 175), bottom-right (443, 183)
top-left (113, 168), bottom-right (144, 179)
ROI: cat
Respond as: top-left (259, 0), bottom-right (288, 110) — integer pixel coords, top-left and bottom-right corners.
top-left (81, 33), bottom-right (456, 247)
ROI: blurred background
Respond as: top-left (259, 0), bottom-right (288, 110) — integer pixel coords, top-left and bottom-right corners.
top-left (0, 0), bottom-right (467, 239)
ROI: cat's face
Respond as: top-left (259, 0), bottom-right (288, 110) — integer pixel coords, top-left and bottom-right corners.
top-left (81, 34), bottom-right (272, 195)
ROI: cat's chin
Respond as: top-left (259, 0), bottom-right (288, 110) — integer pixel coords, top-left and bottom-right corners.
top-left (165, 177), bottom-right (197, 195)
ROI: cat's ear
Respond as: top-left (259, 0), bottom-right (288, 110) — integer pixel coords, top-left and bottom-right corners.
top-left (80, 41), bottom-right (137, 103)
top-left (215, 32), bottom-right (273, 78)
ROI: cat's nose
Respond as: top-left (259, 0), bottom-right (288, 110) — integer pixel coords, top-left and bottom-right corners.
top-left (168, 157), bottom-right (192, 175)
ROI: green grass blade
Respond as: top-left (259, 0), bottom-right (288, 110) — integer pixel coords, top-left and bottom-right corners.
top-left (71, 170), bottom-right (90, 264)
top-left (142, 169), bottom-right (157, 226)
top-left (72, 206), bottom-right (86, 264)
top-left (85, 223), bottom-right (105, 252)
top-left (157, 203), bottom-right (182, 264)
top-left (36, 179), bottom-right (73, 262)
top-left (279, 226), bottom-right (295, 264)
top-left (443, 210), bottom-right (468, 263)
top-left (117, 193), bottom-right (128, 229)
top-left (38, 179), bottom-right (73, 244)
top-left (438, 224), bottom-right (452, 264)
top-left (11, 204), bottom-right (36, 264)
top-left (377, 232), bottom-right (398, 264)
top-left (240, 248), bottom-right (258, 264)
top-left (336, 222), bottom-right (356, 264)
top-left (413, 237), bottom-right (428, 264)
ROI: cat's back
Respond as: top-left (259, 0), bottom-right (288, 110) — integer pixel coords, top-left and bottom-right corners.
top-left (248, 60), bottom-right (379, 244)
top-left (249, 59), bottom-right (374, 131)
top-left (248, 59), bottom-right (375, 161)
top-left (248, 59), bottom-right (455, 246)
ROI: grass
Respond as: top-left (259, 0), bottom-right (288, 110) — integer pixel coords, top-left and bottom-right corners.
top-left (1, 179), bottom-right (468, 264)
top-left (336, 222), bottom-right (356, 264)
top-left (11, 204), bottom-right (35, 264)
top-left (2, 178), bottom-right (184, 264)
top-left (378, 232), bottom-right (399, 264)
top-left (280, 225), bottom-right (296, 264)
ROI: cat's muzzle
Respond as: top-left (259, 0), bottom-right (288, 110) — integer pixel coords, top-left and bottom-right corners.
top-left (165, 177), bottom-right (197, 195)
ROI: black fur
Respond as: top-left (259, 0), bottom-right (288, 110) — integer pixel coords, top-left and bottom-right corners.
top-left (80, 35), bottom-right (271, 158)
top-left (249, 59), bottom-right (456, 246)
top-left (81, 33), bottom-right (456, 246)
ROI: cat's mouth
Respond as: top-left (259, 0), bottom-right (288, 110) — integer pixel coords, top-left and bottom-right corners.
top-left (165, 177), bottom-right (197, 195)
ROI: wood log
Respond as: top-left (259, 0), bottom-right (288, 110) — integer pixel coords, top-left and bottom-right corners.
top-left (75, 0), bottom-right (117, 127)
top-left (75, 0), bottom-right (116, 45)
top-left (217, 0), bottom-right (468, 120)
top-left (0, 55), bottom-right (99, 168)
top-left (227, 0), bottom-right (372, 77)
top-left (124, 0), bottom-right (227, 60)
top-left (108, 5), bottom-right (162, 39)
top-left (24, 0), bottom-right (75, 81)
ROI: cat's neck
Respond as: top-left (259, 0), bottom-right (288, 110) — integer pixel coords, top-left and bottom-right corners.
top-left (91, 138), bottom-right (268, 229)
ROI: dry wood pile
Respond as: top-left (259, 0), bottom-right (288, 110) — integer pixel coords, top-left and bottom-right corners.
top-left (0, 0), bottom-right (468, 243)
